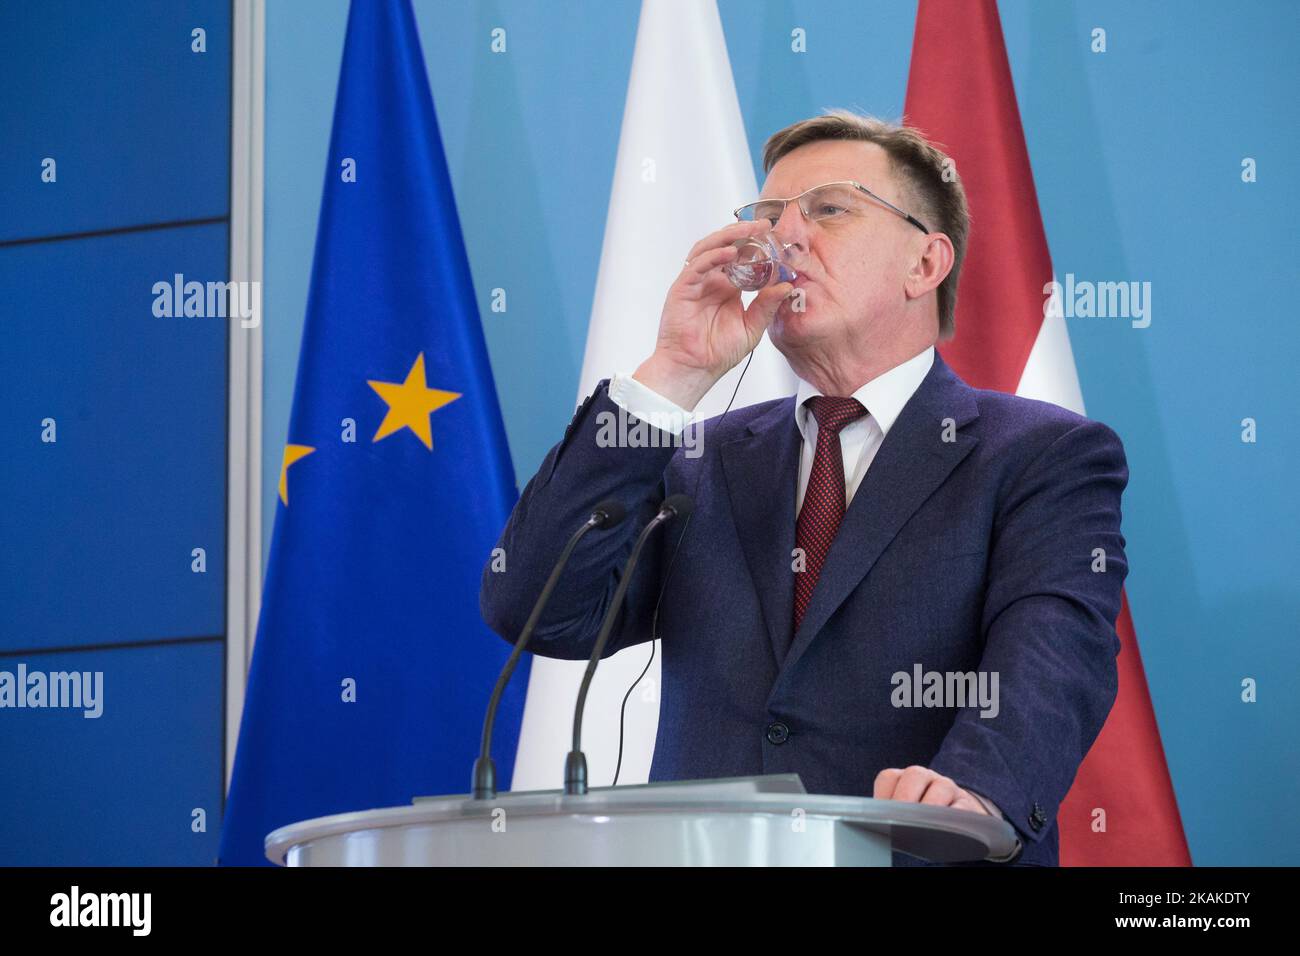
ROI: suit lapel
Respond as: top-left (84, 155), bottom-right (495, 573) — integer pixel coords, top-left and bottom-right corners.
top-left (776, 351), bottom-right (981, 681)
top-left (719, 398), bottom-right (800, 667)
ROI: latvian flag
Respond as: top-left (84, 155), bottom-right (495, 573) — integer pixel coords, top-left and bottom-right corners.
top-left (904, 0), bottom-right (1190, 865)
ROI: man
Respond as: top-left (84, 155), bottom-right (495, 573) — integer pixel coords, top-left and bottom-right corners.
top-left (480, 110), bottom-right (1128, 866)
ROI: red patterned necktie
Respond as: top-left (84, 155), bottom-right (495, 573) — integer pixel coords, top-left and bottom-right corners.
top-left (793, 395), bottom-right (868, 635)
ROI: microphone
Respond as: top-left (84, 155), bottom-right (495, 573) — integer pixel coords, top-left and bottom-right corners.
top-left (564, 494), bottom-right (693, 795)
top-left (472, 498), bottom-right (627, 800)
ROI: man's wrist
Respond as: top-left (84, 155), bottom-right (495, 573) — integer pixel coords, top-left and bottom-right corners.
top-left (631, 354), bottom-right (718, 412)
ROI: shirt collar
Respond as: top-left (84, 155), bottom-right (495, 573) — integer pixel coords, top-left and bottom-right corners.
top-left (794, 345), bottom-right (935, 440)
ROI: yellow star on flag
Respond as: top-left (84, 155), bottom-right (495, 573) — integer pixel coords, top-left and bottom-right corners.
top-left (367, 352), bottom-right (461, 450)
top-left (279, 444), bottom-right (316, 506)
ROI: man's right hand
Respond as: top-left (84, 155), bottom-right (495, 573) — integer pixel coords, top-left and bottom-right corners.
top-left (632, 220), bottom-right (796, 411)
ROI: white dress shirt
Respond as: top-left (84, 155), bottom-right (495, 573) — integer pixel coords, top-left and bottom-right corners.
top-left (791, 346), bottom-right (934, 515)
top-left (605, 344), bottom-right (1022, 862)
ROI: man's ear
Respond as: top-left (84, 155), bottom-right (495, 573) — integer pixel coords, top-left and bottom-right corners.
top-left (904, 233), bottom-right (954, 302)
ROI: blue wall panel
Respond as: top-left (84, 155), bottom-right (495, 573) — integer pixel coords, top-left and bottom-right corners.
top-left (0, 224), bottom-right (228, 652)
top-left (0, 641), bottom-right (225, 866)
top-left (0, 0), bottom-right (232, 865)
top-left (0, 0), bottom-right (231, 242)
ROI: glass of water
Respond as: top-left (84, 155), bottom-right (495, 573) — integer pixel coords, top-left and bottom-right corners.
top-left (724, 233), bottom-right (797, 291)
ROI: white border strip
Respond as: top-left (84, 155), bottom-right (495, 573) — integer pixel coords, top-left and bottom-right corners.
top-left (226, 0), bottom-right (266, 793)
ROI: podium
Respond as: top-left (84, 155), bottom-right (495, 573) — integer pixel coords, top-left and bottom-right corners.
top-left (265, 774), bottom-right (1019, 866)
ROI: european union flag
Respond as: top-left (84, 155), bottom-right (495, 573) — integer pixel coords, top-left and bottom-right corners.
top-left (219, 0), bottom-right (527, 865)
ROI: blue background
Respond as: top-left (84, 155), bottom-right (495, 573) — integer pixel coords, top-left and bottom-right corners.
top-left (0, 0), bottom-right (230, 865)
top-left (2, 0), bottom-right (1295, 865)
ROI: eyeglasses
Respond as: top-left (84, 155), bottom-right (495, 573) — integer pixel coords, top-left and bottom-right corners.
top-left (733, 180), bottom-right (929, 234)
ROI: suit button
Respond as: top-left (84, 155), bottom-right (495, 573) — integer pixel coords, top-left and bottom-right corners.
top-left (1029, 802), bottom-right (1047, 832)
top-left (765, 722), bottom-right (789, 745)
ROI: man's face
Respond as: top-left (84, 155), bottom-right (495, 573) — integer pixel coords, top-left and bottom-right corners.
top-left (758, 140), bottom-right (925, 359)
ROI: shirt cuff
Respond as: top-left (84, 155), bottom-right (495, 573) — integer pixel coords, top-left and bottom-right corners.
top-left (608, 371), bottom-right (694, 437)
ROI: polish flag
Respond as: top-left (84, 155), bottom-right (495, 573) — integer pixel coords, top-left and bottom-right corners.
top-left (905, 0), bottom-right (1190, 865)
top-left (509, 0), bottom-right (797, 791)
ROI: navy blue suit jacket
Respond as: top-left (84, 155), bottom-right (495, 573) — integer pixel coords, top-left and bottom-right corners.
top-left (480, 350), bottom-right (1129, 866)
